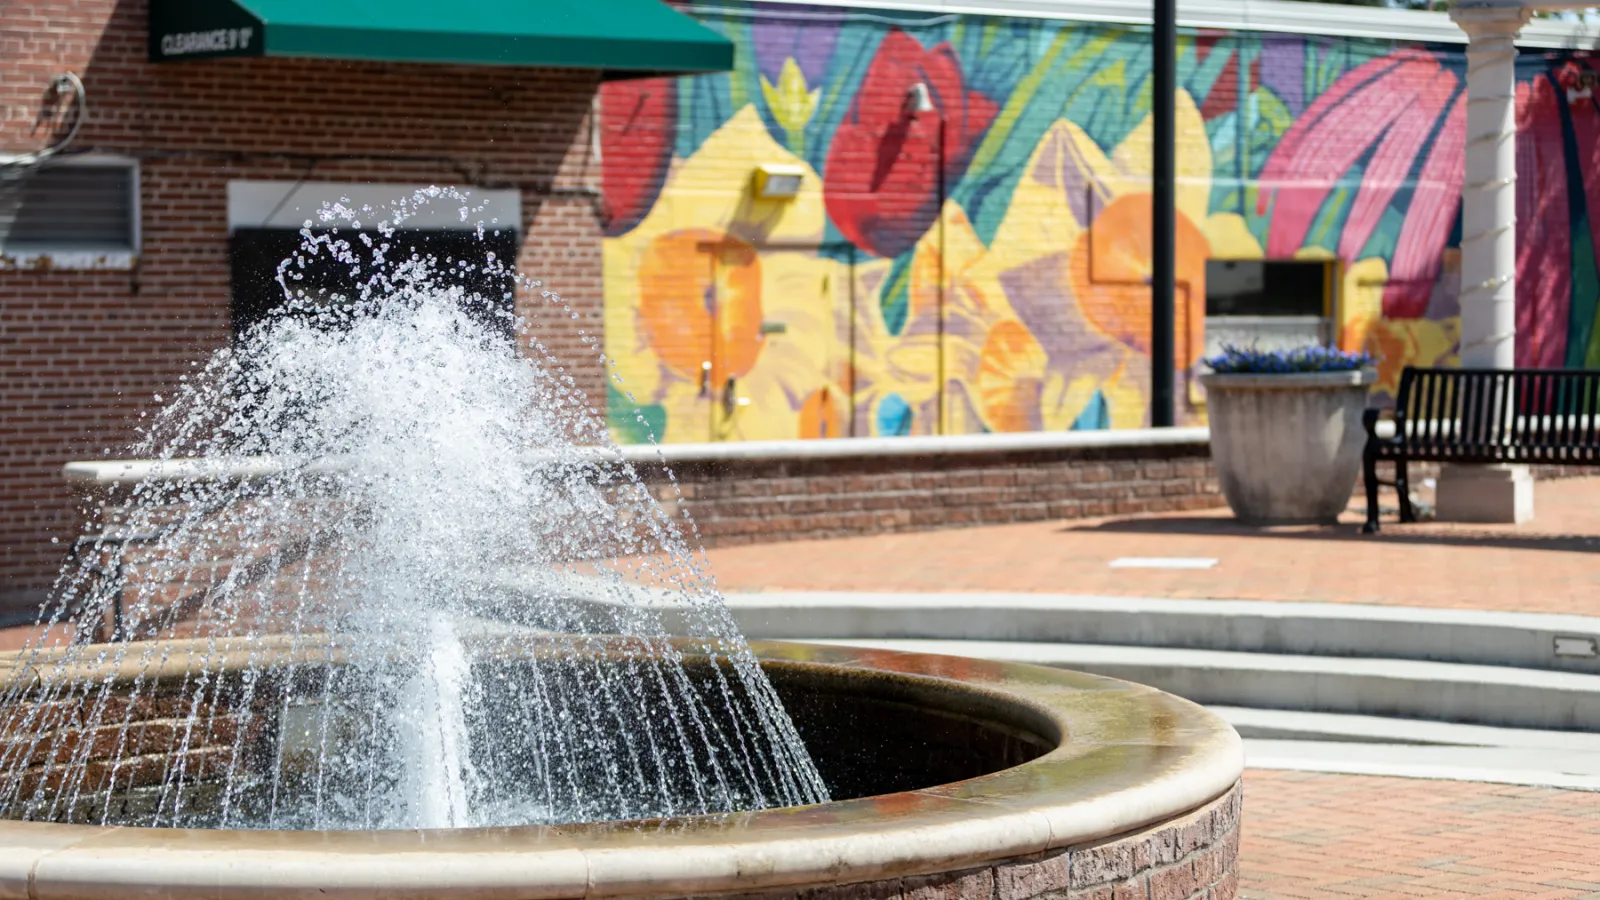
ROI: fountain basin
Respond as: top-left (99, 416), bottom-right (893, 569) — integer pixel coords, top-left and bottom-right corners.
top-left (0, 639), bottom-right (1242, 900)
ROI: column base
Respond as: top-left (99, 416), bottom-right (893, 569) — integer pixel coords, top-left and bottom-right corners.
top-left (1434, 464), bottom-right (1534, 524)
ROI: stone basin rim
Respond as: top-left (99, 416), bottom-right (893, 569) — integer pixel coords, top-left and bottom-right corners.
top-left (0, 639), bottom-right (1244, 900)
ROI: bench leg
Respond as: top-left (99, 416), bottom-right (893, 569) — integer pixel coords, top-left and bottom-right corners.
top-left (1396, 459), bottom-right (1416, 524)
top-left (1362, 450), bottom-right (1381, 534)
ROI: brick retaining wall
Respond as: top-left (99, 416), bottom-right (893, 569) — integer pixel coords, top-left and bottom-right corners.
top-left (642, 444), bottom-right (1600, 549)
top-left (642, 439), bottom-right (1225, 548)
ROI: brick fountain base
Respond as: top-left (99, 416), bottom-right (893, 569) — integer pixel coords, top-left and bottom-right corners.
top-left (0, 639), bottom-right (1242, 899)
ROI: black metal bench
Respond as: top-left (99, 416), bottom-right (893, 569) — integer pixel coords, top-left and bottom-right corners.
top-left (1362, 366), bottom-right (1600, 533)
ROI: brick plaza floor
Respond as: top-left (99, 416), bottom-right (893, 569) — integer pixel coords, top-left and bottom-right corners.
top-left (705, 476), bottom-right (1600, 616)
top-left (704, 477), bottom-right (1600, 899)
top-left (1241, 771), bottom-right (1600, 899)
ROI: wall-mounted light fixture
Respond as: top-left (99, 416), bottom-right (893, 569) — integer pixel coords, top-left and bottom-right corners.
top-left (753, 163), bottom-right (805, 199)
top-left (904, 82), bottom-right (935, 116)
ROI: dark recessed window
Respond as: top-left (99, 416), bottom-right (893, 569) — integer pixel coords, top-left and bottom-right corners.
top-left (229, 228), bottom-right (519, 340)
top-left (1205, 260), bottom-right (1327, 318)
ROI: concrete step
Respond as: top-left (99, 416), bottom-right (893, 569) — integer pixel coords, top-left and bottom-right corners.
top-left (721, 591), bottom-right (1600, 674)
top-left (1214, 706), bottom-right (1600, 750)
top-left (789, 638), bottom-right (1600, 732)
top-left (1242, 739), bottom-right (1600, 791)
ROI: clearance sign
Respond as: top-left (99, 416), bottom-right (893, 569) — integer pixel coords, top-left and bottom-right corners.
top-left (147, 0), bottom-right (264, 62)
top-left (158, 27), bottom-right (257, 58)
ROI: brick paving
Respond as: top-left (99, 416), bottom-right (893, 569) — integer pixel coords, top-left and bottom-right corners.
top-left (703, 476), bottom-right (1600, 616)
top-left (5, 478), bottom-right (1599, 897)
top-left (700, 477), bottom-right (1600, 898)
top-left (1241, 771), bottom-right (1600, 900)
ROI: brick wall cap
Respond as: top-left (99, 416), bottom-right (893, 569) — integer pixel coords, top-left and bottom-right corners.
top-left (62, 428), bottom-right (1213, 484)
top-left (623, 428), bottom-right (1212, 465)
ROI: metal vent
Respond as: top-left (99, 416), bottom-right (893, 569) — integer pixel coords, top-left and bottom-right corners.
top-left (0, 160), bottom-right (137, 256)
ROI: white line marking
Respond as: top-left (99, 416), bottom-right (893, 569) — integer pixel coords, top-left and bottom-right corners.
top-left (1109, 557), bottom-right (1219, 570)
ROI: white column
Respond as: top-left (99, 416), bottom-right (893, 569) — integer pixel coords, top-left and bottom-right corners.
top-left (1438, 5), bottom-right (1534, 525)
top-left (1453, 5), bottom-right (1528, 369)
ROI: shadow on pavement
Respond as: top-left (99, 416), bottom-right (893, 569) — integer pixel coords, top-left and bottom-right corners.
top-left (1060, 516), bottom-right (1600, 554)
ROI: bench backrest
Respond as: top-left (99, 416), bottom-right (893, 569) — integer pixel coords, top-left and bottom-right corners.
top-left (1393, 367), bottom-right (1600, 462)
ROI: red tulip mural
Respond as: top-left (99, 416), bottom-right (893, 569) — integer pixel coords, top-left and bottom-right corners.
top-left (821, 30), bottom-right (998, 260)
top-left (1519, 60), bottom-right (1600, 370)
top-left (600, 78), bottom-right (678, 237)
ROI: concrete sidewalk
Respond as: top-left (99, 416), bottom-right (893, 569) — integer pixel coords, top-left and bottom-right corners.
top-left (704, 477), bottom-right (1600, 616)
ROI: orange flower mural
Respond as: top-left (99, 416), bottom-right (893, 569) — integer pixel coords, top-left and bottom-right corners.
top-left (1067, 192), bottom-right (1209, 366)
top-left (964, 89), bottom-right (1222, 431)
top-left (797, 387), bottom-right (846, 439)
top-left (604, 107), bottom-right (838, 444)
top-left (637, 229), bottom-right (765, 385)
top-left (975, 320), bottom-right (1048, 433)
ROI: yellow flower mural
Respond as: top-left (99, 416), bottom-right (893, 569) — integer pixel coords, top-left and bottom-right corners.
top-left (604, 106), bottom-right (847, 444)
top-left (961, 88), bottom-right (1218, 430)
top-left (1340, 257), bottom-right (1461, 396)
top-left (975, 320), bottom-right (1049, 433)
top-left (760, 58), bottom-right (820, 150)
top-left (1364, 317), bottom-right (1461, 398)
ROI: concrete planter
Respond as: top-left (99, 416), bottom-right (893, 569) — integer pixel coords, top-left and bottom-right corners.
top-left (1200, 368), bottom-right (1377, 524)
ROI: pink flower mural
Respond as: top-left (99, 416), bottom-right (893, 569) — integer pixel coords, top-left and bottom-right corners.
top-left (1257, 50), bottom-right (1467, 320)
top-left (1518, 66), bottom-right (1574, 369)
top-left (1519, 59), bottom-right (1600, 370)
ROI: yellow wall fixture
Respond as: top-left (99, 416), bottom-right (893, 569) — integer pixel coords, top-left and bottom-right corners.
top-left (753, 163), bottom-right (804, 199)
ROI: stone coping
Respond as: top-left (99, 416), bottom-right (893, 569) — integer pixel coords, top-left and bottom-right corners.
top-left (1198, 369), bottom-right (1377, 390)
top-left (0, 639), bottom-right (1243, 899)
top-left (605, 428), bottom-right (1211, 466)
top-left (60, 428), bottom-right (1212, 485)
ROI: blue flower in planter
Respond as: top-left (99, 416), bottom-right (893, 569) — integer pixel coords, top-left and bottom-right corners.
top-left (1203, 344), bottom-right (1375, 375)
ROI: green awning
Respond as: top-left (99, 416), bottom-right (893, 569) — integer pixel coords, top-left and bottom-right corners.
top-left (147, 0), bottom-right (734, 77)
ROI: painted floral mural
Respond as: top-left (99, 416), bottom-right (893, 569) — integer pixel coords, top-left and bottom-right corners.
top-left (600, 3), bottom-right (1600, 444)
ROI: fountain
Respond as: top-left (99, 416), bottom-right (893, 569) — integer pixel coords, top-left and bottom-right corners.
top-left (0, 189), bottom-right (1242, 899)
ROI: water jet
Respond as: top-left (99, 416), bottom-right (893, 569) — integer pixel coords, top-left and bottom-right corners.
top-left (0, 190), bottom-right (1241, 898)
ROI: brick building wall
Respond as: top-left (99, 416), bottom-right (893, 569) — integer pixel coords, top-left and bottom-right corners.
top-left (0, 0), bottom-right (608, 614)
